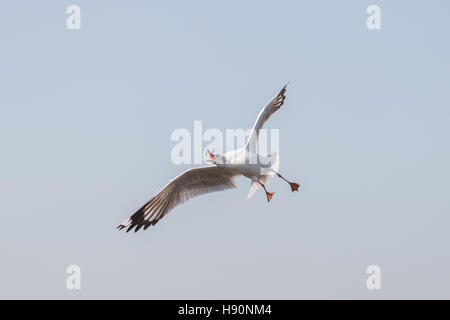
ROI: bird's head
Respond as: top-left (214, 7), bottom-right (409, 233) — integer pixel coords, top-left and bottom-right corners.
top-left (206, 149), bottom-right (225, 165)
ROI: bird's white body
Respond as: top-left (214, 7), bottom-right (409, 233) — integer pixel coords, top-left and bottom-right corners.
top-left (219, 148), bottom-right (272, 177)
top-left (217, 147), bottom-right (280, 198)
top-left (118, 84), bottom-right (296, 232)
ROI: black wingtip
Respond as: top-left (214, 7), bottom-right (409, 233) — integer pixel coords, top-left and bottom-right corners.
top-left (134, 224), bottom-right (144, 232)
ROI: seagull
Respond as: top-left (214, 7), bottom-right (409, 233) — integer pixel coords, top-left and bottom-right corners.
top-left (117, 84), bottom-right (300, 232)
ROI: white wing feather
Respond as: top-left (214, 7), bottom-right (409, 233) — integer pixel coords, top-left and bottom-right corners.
top-left (245, 84), bottom-right (288, 153)
top-left (118, 166), bottom-right (238, 232)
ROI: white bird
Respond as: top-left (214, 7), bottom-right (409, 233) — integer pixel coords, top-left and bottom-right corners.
top-left (117, 84), bottom-right (299, 232)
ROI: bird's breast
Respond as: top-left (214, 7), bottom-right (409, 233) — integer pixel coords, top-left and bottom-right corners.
top-left (223, 163), bottom-right (261, 177)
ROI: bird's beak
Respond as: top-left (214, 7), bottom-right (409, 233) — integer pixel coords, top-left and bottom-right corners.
top-left (206, 149), bottom-right (215, 163)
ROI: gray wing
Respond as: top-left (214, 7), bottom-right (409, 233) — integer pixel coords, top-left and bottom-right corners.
top-left (245, 84), bottom-right (288, 153)
top-left (117, 166), bottom-right (238, 232)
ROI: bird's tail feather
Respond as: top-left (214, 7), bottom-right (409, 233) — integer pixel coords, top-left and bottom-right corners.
top-left (247, 180), bottom-right (261, 199)
top-left (246, 152), bottom-right (280, 199)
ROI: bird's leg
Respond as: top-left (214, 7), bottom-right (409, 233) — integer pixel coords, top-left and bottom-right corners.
top-left (257, 180), bottom-right (275, 202)
top-left (272, 171), bottom-right (300, 192)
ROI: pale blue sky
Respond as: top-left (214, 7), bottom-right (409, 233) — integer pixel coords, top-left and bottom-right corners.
top-left (1, 1), bottom-right (449, 299)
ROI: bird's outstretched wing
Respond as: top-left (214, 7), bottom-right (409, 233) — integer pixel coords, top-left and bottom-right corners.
top-left (245, 84), bottom-right (288, 153)
top-left (117, 166), bottom-right (238, 232)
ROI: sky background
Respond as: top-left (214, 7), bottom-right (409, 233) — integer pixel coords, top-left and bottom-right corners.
top-left (1, 0), bottom-right (449, 299)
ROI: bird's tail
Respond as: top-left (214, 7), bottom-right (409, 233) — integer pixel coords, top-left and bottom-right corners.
top-left (246, 152), bottom-right (280, 199)
top-left (247, 180), bottom-right (260, 199)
